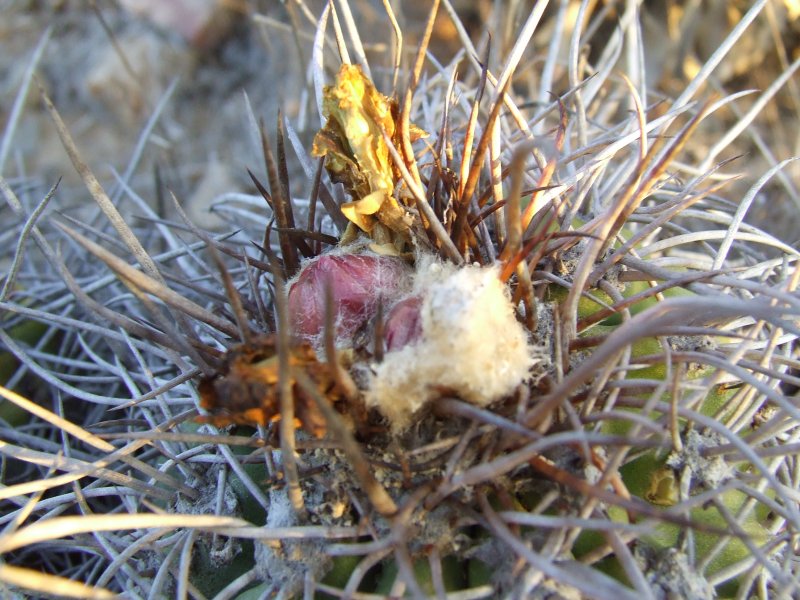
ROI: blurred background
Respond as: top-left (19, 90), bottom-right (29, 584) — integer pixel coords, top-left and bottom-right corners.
top-left (2, 0), bottom-right (798, 240)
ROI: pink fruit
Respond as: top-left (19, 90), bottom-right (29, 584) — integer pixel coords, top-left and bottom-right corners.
top-left (288, 254), bottom-right (411, 343)
top-left (384, 296), bottom-right (423, 351)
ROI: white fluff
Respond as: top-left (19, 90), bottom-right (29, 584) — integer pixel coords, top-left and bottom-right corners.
top-left (366, 261), bottom-right (537, 431)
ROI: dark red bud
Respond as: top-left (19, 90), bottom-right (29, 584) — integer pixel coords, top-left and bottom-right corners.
top-left (288, 254), bottom-right (410, 342)
top-left (384, 295), bottom-right (423, 351)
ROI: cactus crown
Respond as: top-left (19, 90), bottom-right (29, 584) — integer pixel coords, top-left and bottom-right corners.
top-left (1, 1), bottom-right (799, 598)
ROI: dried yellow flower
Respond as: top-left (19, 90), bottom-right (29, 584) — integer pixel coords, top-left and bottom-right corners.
top-left (312, 64), bottom-right (422, 246)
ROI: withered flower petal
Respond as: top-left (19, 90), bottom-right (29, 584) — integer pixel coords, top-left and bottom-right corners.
top-left (311, 64), bottom-right (424, 244)
top-left (313, 64), bottom-right (395, 195)
top-left (197, 335), bottom-right (340, 438)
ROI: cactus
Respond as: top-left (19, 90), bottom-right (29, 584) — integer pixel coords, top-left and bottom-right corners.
top-left (1, 1), bottom-right (799, 598)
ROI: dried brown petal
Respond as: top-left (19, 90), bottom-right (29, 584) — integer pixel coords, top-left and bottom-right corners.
top-left (197, 335), bottom-right (339, 437)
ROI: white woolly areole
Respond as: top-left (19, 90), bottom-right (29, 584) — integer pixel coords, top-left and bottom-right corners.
top-left (366, 262), bottom-right (537, 431)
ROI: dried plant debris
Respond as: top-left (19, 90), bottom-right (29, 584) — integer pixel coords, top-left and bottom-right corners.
top-left (312, 64), bottom-right (426, 251)
top-left (1, 1), bottom-right (800, 599)
top-left (198, 334), bottom-right (356, 437)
